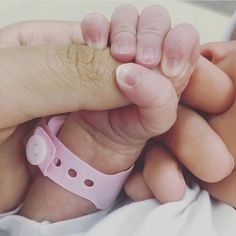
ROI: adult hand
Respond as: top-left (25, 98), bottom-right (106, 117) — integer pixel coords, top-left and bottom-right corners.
top-left (197, 41), bottom-right (236, 207)
top-left (126, 51), bottom-right (235, 203)
top-left (0, 21), bottom-right (130, 144)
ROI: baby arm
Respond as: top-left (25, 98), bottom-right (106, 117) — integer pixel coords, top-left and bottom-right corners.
top-left (20, 59), bottom-right (178, 221)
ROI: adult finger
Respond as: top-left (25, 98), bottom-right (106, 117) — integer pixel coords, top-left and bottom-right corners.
top-left (163, 105), bottom-right (234, 183)
top-left (143, 144), bottom-right (186, 203)
top-left (110, 4), bottom-right (138, 62)
top-left (0, 44), bottom-right (129, 129)
top-left (81, 13), bottom-right (110, 49)
top-left (0, 21), bottom-right (84, 47)
top-left (124, 170), bottom-right (154, 202)
top-left (0, 21), bottom-right (86, 142)
top-left (136, 5), bottom-right (171, 68)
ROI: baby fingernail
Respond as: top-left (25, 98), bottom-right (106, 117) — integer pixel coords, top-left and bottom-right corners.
top-left (87, 34), bottom-right (106, 49)
top-left (116, 41), bottom-right (132, 54)
top-left (162, 56), bottom-right (188, 77)
top-left (141, 46), bottom-right (155, 63)
top-left (116, 64), bottom-right (140, 88)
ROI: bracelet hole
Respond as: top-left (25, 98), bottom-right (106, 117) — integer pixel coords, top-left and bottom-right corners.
top-left (68, 169), bottom-right (77, 178)
top-left (84, 179), bottom-right (94, 187)
top-left (54, 158), bottom-right (61, 167)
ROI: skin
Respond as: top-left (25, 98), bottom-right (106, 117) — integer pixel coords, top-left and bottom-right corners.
top-left (0, 7), bottom-right (201, 219)
top-left (19, 6), bottom-right (195, 221)
top-left (0, 5), bottom-right (201, 214)
top-left (19, 7), bottom-right (235, 221)
top-left (20, 63), bottom-right (179, 221)
top-left (0, 42), bottom-right (131, 214)
top-left (129, 41), bottom-right (236, 208)
top-left (0, 4), bottom-right (235, 217)
top-left (76, 6), bottom-right (236, 205)
top-left (0, 25), bottom-right (127, 213)
top-left (198, 41), bottom-right (236, 207)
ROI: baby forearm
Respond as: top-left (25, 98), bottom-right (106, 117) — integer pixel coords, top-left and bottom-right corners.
top-left (19, 112), bottom-right (139, 222)
top-left (19, 116), bottom-right (102, 221)
top-left (19, 173), bottom-right (97, 222)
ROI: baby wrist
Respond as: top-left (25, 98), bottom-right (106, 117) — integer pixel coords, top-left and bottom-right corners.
top-left (25, 116), bottom-right (133, 209)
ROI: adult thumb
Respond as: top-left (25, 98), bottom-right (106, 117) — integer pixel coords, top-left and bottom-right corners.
top-left (0, 44), bottom-right (129, 129)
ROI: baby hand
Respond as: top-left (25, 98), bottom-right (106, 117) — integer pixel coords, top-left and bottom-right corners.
top-left (81, 4), bottom-right (199, 94)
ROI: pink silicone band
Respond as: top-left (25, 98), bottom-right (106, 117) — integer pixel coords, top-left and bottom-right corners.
top-left (26, 116), bottom-right (133, 209)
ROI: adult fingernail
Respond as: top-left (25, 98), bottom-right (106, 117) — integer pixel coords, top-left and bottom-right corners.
top-left (116, 64), bottom-right (141, 88)
top-left (87, 34), bottom-right (106, 49)
top-left (162, 56), bottom-right (188, 77)
top-left (141, 46), bottom-right (155, 63)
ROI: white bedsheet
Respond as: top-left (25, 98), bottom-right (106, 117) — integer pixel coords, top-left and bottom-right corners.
top-left (0, 185), bottom-right (236, 236)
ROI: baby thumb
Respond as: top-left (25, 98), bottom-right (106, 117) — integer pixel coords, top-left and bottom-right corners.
top-left (116, 63), bottom-right (178, 136)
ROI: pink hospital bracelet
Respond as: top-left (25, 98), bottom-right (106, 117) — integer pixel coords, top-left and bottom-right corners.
top-left (25, 116), bottom-right (133, 209)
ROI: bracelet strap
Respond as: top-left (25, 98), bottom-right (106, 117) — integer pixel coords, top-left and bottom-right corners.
top-left (26, 116), bottom-right (133, 209)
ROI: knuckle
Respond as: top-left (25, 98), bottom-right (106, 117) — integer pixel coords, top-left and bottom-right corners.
top-left (58, 43), bottom-right (118, 85)
top-left (63, 44), bottom-right (96, 82)
top-left (111, 22), bottom-right (136, 40)
top-left (54, 43), bottom-right (123, 111)
top-left (139, 5), bottom-right (171, 40)
top-left (141, 4), bottom-right (171, 26)
top-left (50, 44), bottom-right (83, 89)
top-left (138, 25), bottom-right (165, 40)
